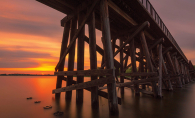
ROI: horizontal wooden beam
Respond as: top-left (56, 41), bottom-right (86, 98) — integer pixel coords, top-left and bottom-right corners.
top-left (120, 72), bottom-right (158, 77)
top-left (52, 76), bottom-right (114, 94)
top-left (55, 69), bottom-right (113, 76)
top-left (116, 77), bottom-right (159, 87)
top-left (100, 77), bottom-right (158, 89)
top-left (63, 77), bottom-right (121, 104)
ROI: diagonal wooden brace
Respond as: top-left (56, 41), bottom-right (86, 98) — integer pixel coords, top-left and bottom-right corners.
top-left (55, 0), bottom-right (100, 71)
top-left (113, 21), bottom-right (150, 57)
top-left (52, 76), bottom-right (115, 94)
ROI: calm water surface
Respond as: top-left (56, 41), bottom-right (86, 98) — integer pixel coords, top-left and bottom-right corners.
top-left (1, 76), bottom-right (195, 118)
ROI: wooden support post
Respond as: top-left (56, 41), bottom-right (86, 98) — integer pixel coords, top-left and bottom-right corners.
top-left (66, 18), bottom-right (77, 100)
top-left (174, 56), bottom-right (183, 87)
top-left (100, 0), bottom-right (119, 115)
top-left (88, 11), bottom-right (99, 108)
top-left (112, 38), bottom-right (116, 54)
top-left (185, 65), bottom-right (191, 82)
top-left (179, 62), bottom-right (185, 84)
top-left (76, 12), bottom-right (85, 103)
top-left (120, 39), bottom-right (124, 94)
top-left (182, 63), bottom-right (188, 84)
top-left (130, 39), bottom-right (139, 95)
top-left (124, 54), bottom-right (128, 71)
top-left (112, 39), bottom-right (119, 82)
top-left (162, 58), bottom-right (173, 90)
top-left (56, 21), bottom-right (70, 98)
top-left (158, 44), bottom-right (163, 98)
top-left (183, 65), bottom-right (188, 83)
top-left (139, 46), bottom-right (146, 89)
top-left (166, 52), bottom-right (182, 88)
top-left (55, 0), bottom-right (100, 70)
top-left (140, 31), bottom-right (158, 97)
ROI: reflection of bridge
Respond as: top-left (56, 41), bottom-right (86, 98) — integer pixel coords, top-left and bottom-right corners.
top-left (37, 0), bottom-right (195, 115)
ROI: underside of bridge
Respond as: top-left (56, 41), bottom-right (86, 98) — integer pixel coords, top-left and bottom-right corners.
top-left (36, 0), bottom-right (195, 115)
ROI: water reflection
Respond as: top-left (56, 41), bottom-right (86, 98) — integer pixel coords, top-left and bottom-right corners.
top-left (0, 76), bottom-right (195, 118)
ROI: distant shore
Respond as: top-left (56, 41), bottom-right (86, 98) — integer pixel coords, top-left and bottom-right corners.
top-left (0, 74), bottom-right (55, 76)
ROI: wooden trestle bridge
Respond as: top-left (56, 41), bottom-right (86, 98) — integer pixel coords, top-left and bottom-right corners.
top-left (37, 0), bottom-right (195, 115)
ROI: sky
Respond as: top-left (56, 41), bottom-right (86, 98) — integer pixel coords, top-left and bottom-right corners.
top-left (0, 0), bottom-right (195, 74)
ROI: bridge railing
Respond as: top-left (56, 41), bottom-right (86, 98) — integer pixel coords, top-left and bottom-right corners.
top-left (139, 0), bottom-right (187, 61)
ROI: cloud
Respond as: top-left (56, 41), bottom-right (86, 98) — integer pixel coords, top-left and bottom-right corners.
top-left (0, 49), bottom-right (53, 68)
top-left (0, 0), bottom-right (65, 40)
top-left (0, 16), bottom-right (63, 40)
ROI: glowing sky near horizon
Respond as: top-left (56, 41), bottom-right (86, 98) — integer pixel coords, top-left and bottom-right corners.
top-left (0, 0), bottom-right (195, 74)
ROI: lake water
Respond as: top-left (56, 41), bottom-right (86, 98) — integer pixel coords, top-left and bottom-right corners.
top-left (0, 76), bottom-right (195, 118)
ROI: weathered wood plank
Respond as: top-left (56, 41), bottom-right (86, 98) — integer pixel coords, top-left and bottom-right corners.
top-left (116, 77), bottom-right (159, 87)
top-left (56, 21), bottom-right (70, 98)
top-left (120, 72), bottom-right (158, 77)
top-left (107, 0), bottom-right (137, 25)
top-left (130, 39), bottom-right (139, 95)
top-left (140, 32), bottom-right (154, 72)
top-left (100, 0), bottom-right (118, 114)
top-left (166, 52), bottom-right (182, 88)
top-left (53, 76), bottom-right (115, 94)
top-left (158, 44), bottom-right (163, 98)
top-left (55, 69), bottom-right (113, 76)
top-left (140, 31), bottom-right (158, 97)
top-left (76, 12), bottom-right (85, 103)
top-left (162, 58), bottom-right (173, 90)
top-left (66, 18), bottom-right (77, 100)
top-left (88, 11), bottom-right (99, 108)
top-left (120, 39), bottom-right (124, 94)
top-left (174, 56), bottom-right (183, 87)
top-left (63, 77), bottom-right (121, 105)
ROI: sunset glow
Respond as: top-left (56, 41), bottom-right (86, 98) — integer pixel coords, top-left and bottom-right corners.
top-left (0, 0), bottom-right (195, 74)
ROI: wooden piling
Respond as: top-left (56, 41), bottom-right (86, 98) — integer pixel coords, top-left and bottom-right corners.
top-left (140, 31), bottom-right (158, 97)
top-left (56, 21), bottom-right (70, 98)
top-left (162, 58), bottom-right (173, 90)
top-left (100, 0), bottom-right (119, 115)
top-left (88, 11), bottom-right (99, 108)
top-left (76, 12), bottom-right (85, 103)
top-left (130, 39), bottom-right (139, 95)
top-left (66, 18), bottom-right (77, 100)
top-left (120, 39), bottom-right (124, 94)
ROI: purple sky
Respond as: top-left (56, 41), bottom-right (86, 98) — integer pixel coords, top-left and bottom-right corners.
top-left (0, 0), bottom-right (195, 74)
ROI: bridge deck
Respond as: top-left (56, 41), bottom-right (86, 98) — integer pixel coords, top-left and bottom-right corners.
top-left (35, 0), bottom-right (194, 115)
top-left (36, 0), bottom-right (187, 63)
